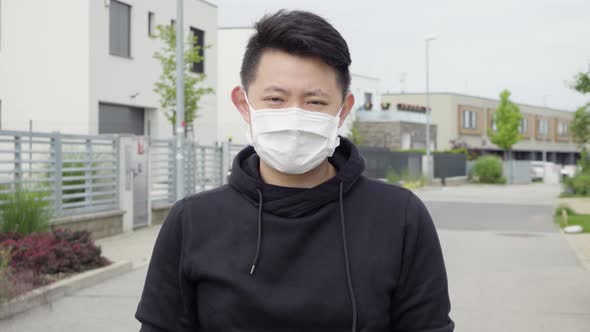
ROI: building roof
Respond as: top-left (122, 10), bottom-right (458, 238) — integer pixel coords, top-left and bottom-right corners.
top-left (382, 92), bottom-right (575, 113)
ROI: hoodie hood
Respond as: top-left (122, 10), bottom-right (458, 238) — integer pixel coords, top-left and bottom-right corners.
top-left (228, 136), bottom-right (365, 218)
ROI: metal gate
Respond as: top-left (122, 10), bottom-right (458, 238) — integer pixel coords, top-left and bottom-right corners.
top-left (129, 136), bottom-right (149, 229)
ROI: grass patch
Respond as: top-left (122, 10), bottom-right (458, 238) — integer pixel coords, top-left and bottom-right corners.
top-left (554, 205), bottom-right (590, 233)
top-left (559, 192), bottom-right (590, 198)
top-left (386, 169), bottom-right (426, 190)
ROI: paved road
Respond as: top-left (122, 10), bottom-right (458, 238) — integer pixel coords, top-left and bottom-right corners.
top-left (1, 184), bottom-right (589, 331)
top-left (419, 184), bottom-right (590, 331)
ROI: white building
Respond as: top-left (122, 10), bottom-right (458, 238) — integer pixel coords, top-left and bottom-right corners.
top-left (0, 0), bottom-right (218, 143)
top-left (217, 27), bottom-right (382, 145)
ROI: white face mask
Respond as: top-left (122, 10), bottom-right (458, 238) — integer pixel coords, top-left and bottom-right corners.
top-left (243, 91), bottom-right (343, 175)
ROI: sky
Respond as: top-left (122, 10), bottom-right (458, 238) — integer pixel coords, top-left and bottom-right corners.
top-left (209, 0), bottom-right (590, 111)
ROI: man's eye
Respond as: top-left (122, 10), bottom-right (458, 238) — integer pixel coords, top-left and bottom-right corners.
top-left (309, 100), bottom-right (327, 106)
top-left (266, 97), bottom-right (283, 103)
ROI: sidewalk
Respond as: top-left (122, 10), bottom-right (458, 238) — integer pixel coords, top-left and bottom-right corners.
top-left (95, 225), bottom-right (162, 268)
top-left (564, 233), bottom-right (590, 271)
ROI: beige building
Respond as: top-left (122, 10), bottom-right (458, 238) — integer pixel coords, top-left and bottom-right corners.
top-left (355, 102), bottom-right (437, 150)
top-left (381, 93), bottom-right (580, 164)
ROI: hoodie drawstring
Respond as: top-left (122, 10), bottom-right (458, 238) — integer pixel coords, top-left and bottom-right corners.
top-left (250, 188), bottom-right (264, 275)
top-left (340, 182), bottom-right (358, 332)
top-left (249, 184), bottom-right (357, 332)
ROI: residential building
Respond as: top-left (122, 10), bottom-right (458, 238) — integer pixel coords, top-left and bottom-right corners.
top-left (217, 27), bottom-right (382, 145)
top-left (0, 0), bottom-right (218, 143)
top-left (381, 92), bottom-right (580, 164)
top-left (355, 102), bottom-right (437, 150)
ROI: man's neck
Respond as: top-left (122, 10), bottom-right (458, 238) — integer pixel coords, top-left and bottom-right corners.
top-left (259, 159), bottom-right (337, 189)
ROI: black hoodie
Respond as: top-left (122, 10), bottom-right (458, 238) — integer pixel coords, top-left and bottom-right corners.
top-left (136, 137), bottom-right (454, 332)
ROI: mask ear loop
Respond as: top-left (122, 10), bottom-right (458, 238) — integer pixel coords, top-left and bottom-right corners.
top-left (241, 86), bottom-right (256, 145)
top-left (240, 85), bottom-right (254, 111)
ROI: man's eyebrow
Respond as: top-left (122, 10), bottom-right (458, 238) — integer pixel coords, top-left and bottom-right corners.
top-left (304, 89), bottom-right (330, 97)
top-left (262, 86), bottom-right (290, 94)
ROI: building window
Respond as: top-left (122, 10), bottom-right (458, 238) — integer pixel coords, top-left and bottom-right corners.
top-left (538, 119), bottom-right (548, 135)
top-left (557, 121), bottom-right (568, 136)
top-left (148, 12), bottom-right (155, 37)
top-left (364, 92), bottom-right (373, 105)
top-left (109, 0), bottom-right (131, 58)
top-left (519, 118), bottom-right (528, 134)
top-left (462, 110), bottom-right (477, 129)
top-left (190, 27), bottom-right (205, 73)
top-left (491, 114), bottom-right (497, 132)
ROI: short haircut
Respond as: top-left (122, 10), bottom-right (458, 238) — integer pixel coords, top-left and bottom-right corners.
top-left (240, 10), bottom-right (352, 98)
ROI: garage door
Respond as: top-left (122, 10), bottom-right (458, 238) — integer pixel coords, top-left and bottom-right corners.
top-left (99, 103), bottom-right (144, 135)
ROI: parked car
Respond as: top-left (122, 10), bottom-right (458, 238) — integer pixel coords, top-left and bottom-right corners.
top-left (530, 161), bottom-right (545, 181)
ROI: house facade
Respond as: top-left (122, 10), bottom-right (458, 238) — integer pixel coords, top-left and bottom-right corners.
top-left (381, 92), bottom-right (580, 164)
top-left (0, 0), bottom-right (218, 143)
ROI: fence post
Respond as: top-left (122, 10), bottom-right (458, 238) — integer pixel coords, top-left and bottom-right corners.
top-left (52, 132), bottom-right (63, 216)
top-left (222, 140), bottom-right (230, 184)
top-left (169, 139), bottom-right (177, 202)
top-left (218, 143), bottom-right (224, 186)
top-left (14, 135), bottom-right (22, 191)
top-left (113, 135), bottom-right (120, 209)
top-left (200, 146), bottom-right (206, 192)
top-left (85, 138), bottom-right (93, 210)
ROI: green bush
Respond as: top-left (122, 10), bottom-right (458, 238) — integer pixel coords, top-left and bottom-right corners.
top-left (0, 189), bottom-right (53, 235)
top-left (472, 155), bottom-right (504, 184)
top-left (386, 169), bottom-right (401, 184)
top-left (554, 204), bottom-right (577, 217)
top-left (566, 173), bottom-right (590, 196)
top-left (386, 169), bottom-right (426, 189)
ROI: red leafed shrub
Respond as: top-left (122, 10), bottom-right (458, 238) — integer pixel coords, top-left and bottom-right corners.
top-left (0, 229), bottom-right (110, 275)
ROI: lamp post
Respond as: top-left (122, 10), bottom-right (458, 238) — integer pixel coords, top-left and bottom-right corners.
top-left (175, 0), bottom-right (185, 200)
top-left (424, 34), bottom-right (437, 181)
top-left (542, 92), bottom-right (551, 163)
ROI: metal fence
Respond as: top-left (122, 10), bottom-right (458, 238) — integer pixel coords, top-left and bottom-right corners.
top-left (0, 130), bottom-right (119, 217)
top-left (148, 139), bottom-right (176, 204)
top-left (149, 139), bottom-right (234, 205)
top-left (195, 144), bottom-right (223, 192)
top-left (433, 153), bottom-right (467, 179)
top-left (358, 147), bottom-right (423, 179)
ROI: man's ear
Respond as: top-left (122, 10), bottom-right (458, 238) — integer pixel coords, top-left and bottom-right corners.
top-left (231, 86), bottom-right (251, 125)
top-left (338, 92), bottom-right (355, 128)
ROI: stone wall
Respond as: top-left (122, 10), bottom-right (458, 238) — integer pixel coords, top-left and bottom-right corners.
top-left (358, 121), bottom-right (437, 150)
top-left (357, 122), bottom-right (401, 149)
top-left (51, 210), bottom-right (125, 240)
top-left (151, 203), bottom-right (173, 226)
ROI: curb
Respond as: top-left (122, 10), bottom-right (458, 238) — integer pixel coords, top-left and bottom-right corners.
top-left (0, 260), bottom-right (133, 320)
top-left (560, 230), bottom-right (590, 272)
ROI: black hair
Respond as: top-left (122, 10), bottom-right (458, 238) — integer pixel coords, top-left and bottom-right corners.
top-left (240, 10), bottom-right (351, 97)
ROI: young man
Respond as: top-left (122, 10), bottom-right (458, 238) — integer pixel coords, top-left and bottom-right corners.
top-left (136, 10), bottom-right (454, 332)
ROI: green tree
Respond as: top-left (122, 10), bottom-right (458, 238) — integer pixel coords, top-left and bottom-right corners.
top-left (573, 69), bottom-right (590, 94)
top-left (571, 69), bottom-right (590, 173)
top-left (347, 115), bottom-right (364, 145)
top-left (488, 89), bottom-right (523, 183)
top-left (152, 25), bottom-right (214, 136)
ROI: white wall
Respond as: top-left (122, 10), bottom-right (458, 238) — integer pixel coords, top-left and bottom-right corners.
top-left (216, 27), bottom-right (253, 144)
top-left (343, 73), bottom-right (382, 137)
top-left (0, 0), bottom-right (90, 134)
top-left (89, 0), bottom-right (218, 143)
